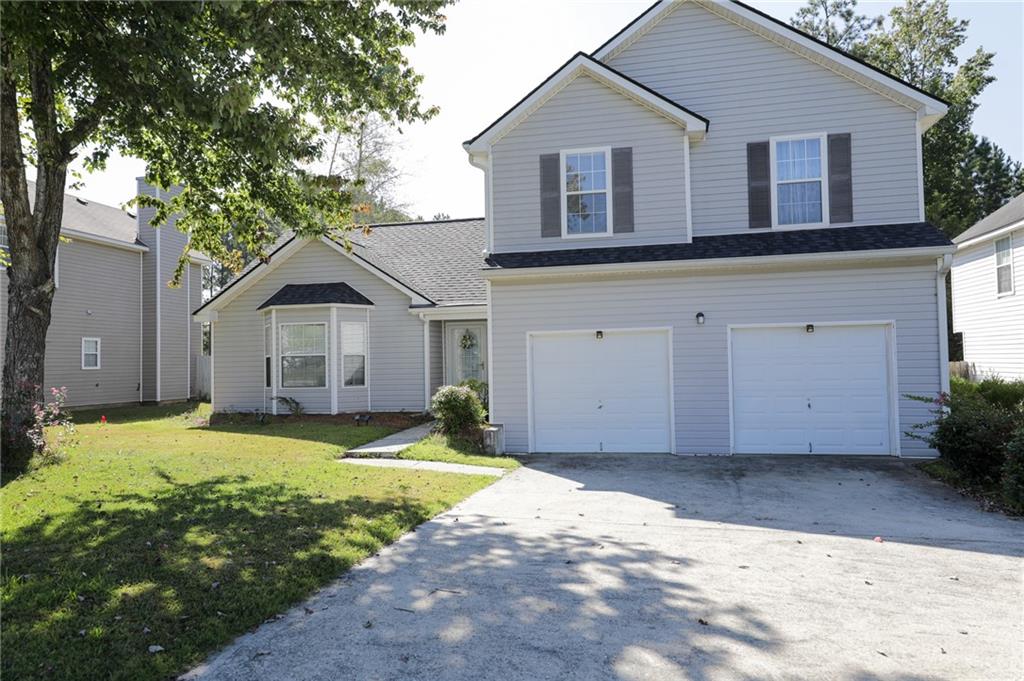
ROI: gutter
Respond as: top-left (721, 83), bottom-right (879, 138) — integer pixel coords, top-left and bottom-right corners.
top-left (62, 227), bottom-right (149, 253)
top-left (481, 244), bottom-right (956, 280)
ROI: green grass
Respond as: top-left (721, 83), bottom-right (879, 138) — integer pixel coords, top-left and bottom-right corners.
top-left (398, 432), bottom-right (521, 470)
top-left (2, 403), bottom-right (497, 681)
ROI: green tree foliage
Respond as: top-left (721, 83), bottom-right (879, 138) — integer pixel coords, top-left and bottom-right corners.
top-left (791, 0), bottom-right (882, 54)
top-left (792, 0), bottom-right (1023, 238)
top-left (0, 0), bottom-right (451, 470)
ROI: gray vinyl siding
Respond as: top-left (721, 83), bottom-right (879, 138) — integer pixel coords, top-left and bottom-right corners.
top-left (951, 230), bottom-right (1024, 379)
top-left (212, 239), bottom-right (426, 414)
top-left (603, 1), bottom-right (922, 235)
top-left (489, 261), bottom-right (942, 456)
top-left (429, 320), bottom-right (444, 397)
top-left (0, 239), bottom-right (142, 407)
top-left (189, 262), bottom-right (203, 396)
top-left (137, 181), bottom-right (199, 401)
top-left (491, 73), bottom-right (688, 253)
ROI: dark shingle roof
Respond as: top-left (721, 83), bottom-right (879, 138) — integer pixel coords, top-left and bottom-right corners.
top-left (953, 193), bottom-right (1024, 244)
top-left (485, 222), bottom-right (952, 269)
top-left (17, 180), bottom-right (141, 245)
top-left (258, 282), bottom-right (373, 310)
top-left (345, 218), bottom-right (487, 305)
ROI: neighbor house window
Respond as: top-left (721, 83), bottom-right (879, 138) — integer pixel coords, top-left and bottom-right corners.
top-left (996, 235), bottom-right (1014, 296)
top-left (82, 337), bottom-right (101, 370)
top-left (341, 322), bottom-right (367, 387)
top-left (264, 322), bottom-right (272, 388)
top-left (279, 323), bottom-right (327, 388)
top-left (563, 148), bottom-right (611, 236)
top-left (772, 134), bottom-right (828, 227)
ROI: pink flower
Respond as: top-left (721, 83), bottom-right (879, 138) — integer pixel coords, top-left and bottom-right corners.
top-left (100, 415), bottom-right (107, 425)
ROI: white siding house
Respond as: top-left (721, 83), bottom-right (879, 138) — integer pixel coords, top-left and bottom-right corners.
top-left (951, 194), bottom-right (1024, 379)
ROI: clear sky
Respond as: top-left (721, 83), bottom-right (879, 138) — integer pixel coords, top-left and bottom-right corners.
top-left (53, 0), bottom-right (1024, 220)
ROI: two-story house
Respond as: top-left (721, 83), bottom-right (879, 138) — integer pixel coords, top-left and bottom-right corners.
top-left (196, 0), bottom-right (954, 457)
top-left (1, 179), bottom-right (210, 407)
top-left (950, 193), bottom-right (1023, 379)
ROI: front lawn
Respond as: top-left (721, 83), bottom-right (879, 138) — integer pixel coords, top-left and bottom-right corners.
top-left (398, 432), bottom-right (521, 470)
top-left (1, 403), bottom-right (497, 681)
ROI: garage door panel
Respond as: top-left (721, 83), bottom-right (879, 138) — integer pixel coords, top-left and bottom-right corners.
top-left (530, 330), bottom-right (671, 453)
top-left (732, 325), bottom-right (893, 455)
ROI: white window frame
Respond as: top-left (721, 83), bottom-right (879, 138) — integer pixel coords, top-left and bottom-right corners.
top-left (995, 234), bottom-right (1015, 297)
top-left (278, 322), bottom-right (328, 389)
top-left (340, 321), bottom-right (368, 389)
top-left (769, 132), bottom-right (830, 230)
top-left (81, 337), bottom-right (101, 370)
top-left (560, 146), bottom-right (614, 239)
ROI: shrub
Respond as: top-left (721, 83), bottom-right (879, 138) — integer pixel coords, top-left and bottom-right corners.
top-left (1002, 426), bottom-right (1024, 512)
top-left (275, 396), bottom-right (304, 416)
top-left (29, 386), bottom-right (76, 469)
top-left (974, 378), bottom-right (1024, 411)
top-left (458, 379), bottom-right (488, 410)
top-left (430, 385), bottom-right (485, 436)
top-left (908, 390), bottom-right (1020, 484)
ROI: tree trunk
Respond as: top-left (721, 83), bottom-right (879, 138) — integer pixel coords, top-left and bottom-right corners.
top-left (1, 44), bottom-right (66, 475)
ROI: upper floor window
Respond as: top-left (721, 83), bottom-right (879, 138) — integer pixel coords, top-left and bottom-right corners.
top-left (279, 323), bottom-right (327, 388)
top-left (82, 337), bottom-right (101, 370)
top-left (772, 134), bottom-right (828, 227)
top-left (562, 148), bottom-right (612, 237)
top-left (996, 235), bottom-right (1014, 296)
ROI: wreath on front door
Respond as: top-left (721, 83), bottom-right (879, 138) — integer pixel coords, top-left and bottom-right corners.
top-left (459, 330), bottom-right (477, 350)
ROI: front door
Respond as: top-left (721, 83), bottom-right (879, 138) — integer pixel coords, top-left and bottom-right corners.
top-left (446, 322), bottom-right (488, 385)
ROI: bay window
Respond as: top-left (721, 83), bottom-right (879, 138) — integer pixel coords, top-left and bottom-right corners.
top-left (279, 323), bottom-right (327, 388)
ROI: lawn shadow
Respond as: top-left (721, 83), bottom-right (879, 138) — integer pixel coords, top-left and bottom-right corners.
top-left (71, 401), bottom-right (203, 425)
top-left (2, 471), bottom-right (439, 681)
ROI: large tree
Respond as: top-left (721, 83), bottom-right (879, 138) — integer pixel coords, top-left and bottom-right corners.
top-left (322, 113), bottom-right (415, 224)
top-left (791, 0), bottom-right (882, 54)
top-left (0, 1), bottom-right (450, 472)
top-left (792, 0), bottom-right (1023, 238)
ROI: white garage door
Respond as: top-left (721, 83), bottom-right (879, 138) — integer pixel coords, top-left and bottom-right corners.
top-left (731, 324), bottom-right (894, 455)
top-left (530, 329), bottom-right (672, 453)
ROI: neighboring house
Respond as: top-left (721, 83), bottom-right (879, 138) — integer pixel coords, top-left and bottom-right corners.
top-left (1, 179), bottom-right (211, 407)
top-left (951, 193), bottom-right (1024, 379)
top-left (197, 0), bottom-right (955, 457)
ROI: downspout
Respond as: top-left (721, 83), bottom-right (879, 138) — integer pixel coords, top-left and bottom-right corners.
top-left (419, 313), bottom-right (430, 411)
top-left (936, 254), bottom-right (952, 396)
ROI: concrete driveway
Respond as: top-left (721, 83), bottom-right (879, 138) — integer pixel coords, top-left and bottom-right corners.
top-left (185, 456), bottom-right (1023, 681)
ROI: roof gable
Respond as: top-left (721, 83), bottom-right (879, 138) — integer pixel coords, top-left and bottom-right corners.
top-left (593, 0), bottom-right (947, 129)
top-left (194, 218), bottom-right (488, 320)
top-left (954, 193), bottom-right (1024, 246)
top-left (464, 52), bottom-right (708, 153)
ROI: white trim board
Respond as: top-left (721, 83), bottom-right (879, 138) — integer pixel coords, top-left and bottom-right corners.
top-left (464, 52), bottom-right (708, 154)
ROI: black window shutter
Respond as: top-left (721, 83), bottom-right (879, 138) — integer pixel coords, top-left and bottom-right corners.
top-left (539, 153), bottom-right (561, 238)
top-left (612, 147), bottom-right (634, 233)
top-left (828, 133), bottom-right (853, 223)
top-left (747, 141), bottom-right (771, 229)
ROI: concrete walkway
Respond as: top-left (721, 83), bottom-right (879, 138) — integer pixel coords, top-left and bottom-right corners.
top-left (346, 422), bottom-right (435, 457)
top-left (183, 455), bottom-right (1022, 681)
top-left (339, 457), bottom-right (507, 477)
